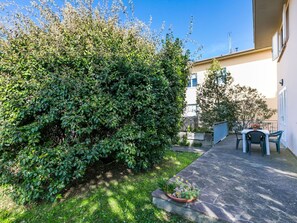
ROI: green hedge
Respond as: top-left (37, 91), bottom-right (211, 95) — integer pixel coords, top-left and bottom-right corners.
top-left (0, 2), bottom-right (189, 203)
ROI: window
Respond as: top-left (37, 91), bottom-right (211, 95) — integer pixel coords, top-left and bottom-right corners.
top-left (188, 73), bottom-right (198, 87)
top-left (283, 3), bottom-right (289, 43)
top-left (272, 3), bottom-right (289, 60)
top-left (279, 26), bottom-right (284, 50)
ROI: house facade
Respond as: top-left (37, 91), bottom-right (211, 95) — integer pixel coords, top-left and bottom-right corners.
top-left (253, 0), bottom-right (297, 155)
top-left (186, 47), bottom-right (277, 121)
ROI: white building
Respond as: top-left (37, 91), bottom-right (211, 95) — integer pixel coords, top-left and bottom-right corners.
top-left (186, 47), bottom-right (277, 119)
top-left (186, 0), bottom-right (297, 155)
top-left (253, 0), bottom-right (297, 155)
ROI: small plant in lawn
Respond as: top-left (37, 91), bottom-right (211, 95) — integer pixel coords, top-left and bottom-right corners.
top-left (178, 135), bottom-right (190, 147)
top-left (158, 176), bottom-right (199, 200)
top-left (187, 125), bottom-right (194, 133)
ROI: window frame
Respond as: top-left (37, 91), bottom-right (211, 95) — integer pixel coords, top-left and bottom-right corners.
top-left (188, 73), bottom-right (198, 88)
top-left (272, 3), bottom-right (289, 61)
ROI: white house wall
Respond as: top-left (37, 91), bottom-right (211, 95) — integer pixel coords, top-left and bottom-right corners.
top-left (186, 87), bottom-right (197, 105)
top-left (227, 59), bottom-right (277, 99)
top-left (277, 0), bottom-right (297, 154)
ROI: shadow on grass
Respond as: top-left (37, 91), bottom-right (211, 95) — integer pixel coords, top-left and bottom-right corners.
top-left (1, 150), bottom-right (200, 223)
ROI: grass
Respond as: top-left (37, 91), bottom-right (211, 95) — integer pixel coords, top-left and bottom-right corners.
top-left (0, 150), bottom-right (200, 223)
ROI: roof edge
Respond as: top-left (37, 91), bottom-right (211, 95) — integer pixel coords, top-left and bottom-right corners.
top-left (192, 47), bottom-right (271, 66)
top-left (252, 0), bottom-right (256, 48)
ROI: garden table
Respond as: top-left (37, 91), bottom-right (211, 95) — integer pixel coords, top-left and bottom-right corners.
top-left (241, 129), bottom-right (270, 155)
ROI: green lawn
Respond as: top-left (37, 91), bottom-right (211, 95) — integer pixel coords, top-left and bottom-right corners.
top-left (0, 150), bottom-right (200, 223)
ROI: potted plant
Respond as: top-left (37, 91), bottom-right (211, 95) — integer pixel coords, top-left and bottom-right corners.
top-left (250, 123), bottom-right (260, 130)
top-left (158, 176), bottom-right (199, 203)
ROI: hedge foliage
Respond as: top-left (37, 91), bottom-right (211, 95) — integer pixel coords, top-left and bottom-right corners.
top-left (0, 1), bottom-right (189, 203)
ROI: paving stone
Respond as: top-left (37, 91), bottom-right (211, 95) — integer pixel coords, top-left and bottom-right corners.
top-left (152, 135), bottom-right (297, 223)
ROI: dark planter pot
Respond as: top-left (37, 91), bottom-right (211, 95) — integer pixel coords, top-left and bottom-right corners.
top-left (204, 132), bottom-right (213, 141)
top-left (166, 193), bottom-right (197, 203)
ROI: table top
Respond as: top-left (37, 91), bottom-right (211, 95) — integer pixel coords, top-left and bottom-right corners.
top-left (241, 129), bottom-right (270, 134)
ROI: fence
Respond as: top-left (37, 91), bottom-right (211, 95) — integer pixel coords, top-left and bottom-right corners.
top-left (235, 120), bottom-right (278, 132)
top-left (213, 121), bottom-right (228, 144)
top-left (260, 120), bottom-right (278, 132)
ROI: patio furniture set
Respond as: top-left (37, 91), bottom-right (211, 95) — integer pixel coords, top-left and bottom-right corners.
top-left (235, 128), bottom-right (283, 155)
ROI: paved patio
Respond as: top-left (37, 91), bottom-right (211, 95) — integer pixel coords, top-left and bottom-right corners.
top-left (152, 135), bottom-right (297, 222)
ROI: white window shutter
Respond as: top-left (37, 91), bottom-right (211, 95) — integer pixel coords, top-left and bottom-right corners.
top-left (282, 4), bottom-right (287, 43)
top-left (272, 32), bottom-right (279, 60)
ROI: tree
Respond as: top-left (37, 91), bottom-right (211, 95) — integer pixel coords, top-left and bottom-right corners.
top-left (232, 85), bottom-right (276, 128)
top-left (197, 60), bottom-right (276, 129)
top-left (196, 59), bottom-right (236, 129)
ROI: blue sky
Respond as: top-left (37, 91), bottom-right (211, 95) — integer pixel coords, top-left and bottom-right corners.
top-left (131, 0), bottom-right (254, 60)
top-left (8, 0), bottom-right (254, 61)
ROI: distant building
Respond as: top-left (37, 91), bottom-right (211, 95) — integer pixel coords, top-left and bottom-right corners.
top-left (186, 48), bottom-right (277, 120)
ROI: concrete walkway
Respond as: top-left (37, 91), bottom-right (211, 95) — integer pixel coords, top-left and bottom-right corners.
top-left (152, 135), bottom-right (297, 223)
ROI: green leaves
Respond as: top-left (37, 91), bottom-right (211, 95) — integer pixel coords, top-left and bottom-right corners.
top-left (0, 1), bottom-right (189, 203)
top-left (197, 60), bottom-right (275, 129)
top-left (197, 59), bottom-right (236, 129)
top-left (233, 85), bottom-right (276, 128)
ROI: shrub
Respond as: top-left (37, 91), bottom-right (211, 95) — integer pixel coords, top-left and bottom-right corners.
top-left (233, 85), bottom-right (276, 128)
top-left (191, 142), bottom-right (202, 147)
top-left (193, 127), bottom-right (210, 133)
top-left (197, 59), bottom-right (275, 129)
top-left (0, 1), bottom-right (190, 203)
top-left (178, 135), bottom-right (190, 147)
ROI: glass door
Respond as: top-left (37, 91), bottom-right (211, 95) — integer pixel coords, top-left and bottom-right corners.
top-left (279, 88), bottom-right (287, 146)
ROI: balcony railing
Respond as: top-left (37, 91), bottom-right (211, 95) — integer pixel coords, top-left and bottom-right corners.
top-left (234, 120), bottom-right (278, 133)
